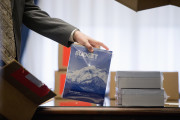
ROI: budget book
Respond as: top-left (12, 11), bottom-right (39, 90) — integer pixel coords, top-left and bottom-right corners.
top-left (62, 44), bottom-right (112, 105)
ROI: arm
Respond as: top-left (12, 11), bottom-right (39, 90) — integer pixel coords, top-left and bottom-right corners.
top-left (23, 0), bottom-right (76, 47)
top-left (23, 0), bottom-right (109, 51)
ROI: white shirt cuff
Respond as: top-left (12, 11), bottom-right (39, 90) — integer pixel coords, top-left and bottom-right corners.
top-left (69, 29), bottom-right (79, 42)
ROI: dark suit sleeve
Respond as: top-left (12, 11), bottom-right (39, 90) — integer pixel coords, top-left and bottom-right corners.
top-left (23, 0), bottom-right (77, 47)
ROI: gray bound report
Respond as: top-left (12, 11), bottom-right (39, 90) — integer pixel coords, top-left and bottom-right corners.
top-left (121, 89), bottom-right (164, 107)
top-left (116, 71), bottom-right (162, 88)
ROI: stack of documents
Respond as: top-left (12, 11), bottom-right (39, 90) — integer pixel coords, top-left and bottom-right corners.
top-left (115, 71), bottom-right (164, 107)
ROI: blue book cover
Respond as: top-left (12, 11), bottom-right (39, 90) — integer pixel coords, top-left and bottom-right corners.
top-left (62, 44), bottom-right (112, 105)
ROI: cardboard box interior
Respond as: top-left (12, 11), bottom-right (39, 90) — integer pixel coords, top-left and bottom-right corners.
top-left (115, 0), bottom-right (179, 11)
top-left (0, 76), bottom-right (37, 120)
top-left (170, 0), bottom-right (180, 7)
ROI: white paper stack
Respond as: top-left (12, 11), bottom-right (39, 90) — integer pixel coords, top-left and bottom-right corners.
top-left (115, 71), bottom-right (164, 107)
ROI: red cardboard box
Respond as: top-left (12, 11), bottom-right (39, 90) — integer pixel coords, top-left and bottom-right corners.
top-left (58, 44), bottom-right (71, 70)
top-left (55, 98), bottom-right (96, 106)
top-left (0, 60), bottom-right (56, 120)
top-left (54, 71), bottom-right (67, 98)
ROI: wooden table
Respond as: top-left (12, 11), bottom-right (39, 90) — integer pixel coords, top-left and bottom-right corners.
top-left (32, 99), bottom-right (180, 120)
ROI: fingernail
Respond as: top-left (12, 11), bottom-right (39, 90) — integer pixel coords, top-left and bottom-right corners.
top-left (89, 48), bottom-right (93, 52)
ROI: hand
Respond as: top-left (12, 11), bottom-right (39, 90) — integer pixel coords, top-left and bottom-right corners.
top-left (73, 30), bottom-right (109, 52)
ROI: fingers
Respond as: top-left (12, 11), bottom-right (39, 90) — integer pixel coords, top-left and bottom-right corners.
top-left (96, 41), bottom-right (109, 50)
top-left (84, 42), bottom-right (94, 53)
top-left (91, 43), bottom-right (100, 49)
top-left (89, 39), bottom-right (109, 51)
top-left (73, 31), bottom-right (109, 52)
